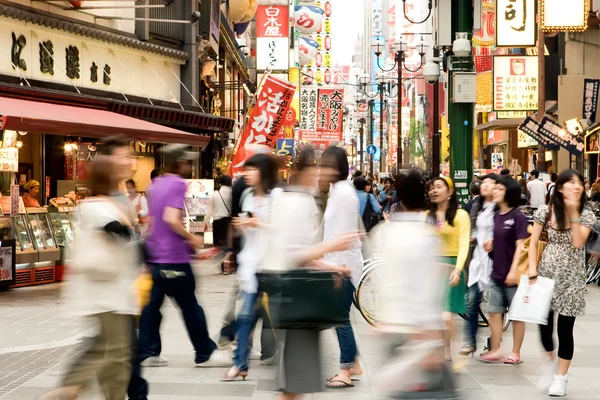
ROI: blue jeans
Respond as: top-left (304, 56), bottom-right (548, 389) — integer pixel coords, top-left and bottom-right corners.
top-left (233, 291), bottom-right (260, 371)
top-left (336, 278), bottom-right (357, 369)
top-left (138, 263), bottom-right (217, 364)
top-left (464, 284), bottom-right (482, 347)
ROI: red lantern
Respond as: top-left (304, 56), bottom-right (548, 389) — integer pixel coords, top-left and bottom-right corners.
top-left (324, 2), bottom-right (332, 17)
top-left (324, 68), bottom-right (332, 84)
top-left (324, 35), bottom-right (332, 51)
top-left (314, 52), bottom-right (323, 67)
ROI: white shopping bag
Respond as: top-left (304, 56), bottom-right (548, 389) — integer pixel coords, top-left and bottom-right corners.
top-left (508, 276), bottom-right (555, 325)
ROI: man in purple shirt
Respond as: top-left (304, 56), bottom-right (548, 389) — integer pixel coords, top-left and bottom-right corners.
top-left (138, 144), bottom-right (230, 368)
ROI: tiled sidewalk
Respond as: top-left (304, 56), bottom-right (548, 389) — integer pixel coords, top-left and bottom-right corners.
top-left (1, 259), bottom-right (600, 399)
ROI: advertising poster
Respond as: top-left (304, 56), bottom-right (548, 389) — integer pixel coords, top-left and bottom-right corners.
top-left (582, 78), bottom-right (600, 124)
top-left (0, 240), bottom-right (16, 285)
top-left (299, 86), bottom-right (344, 144)
top-left (493, 56), bottom-right (538, 111)
top-left (184, 179), bottom-right (214, 217)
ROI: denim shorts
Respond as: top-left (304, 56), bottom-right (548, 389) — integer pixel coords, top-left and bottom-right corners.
top-left (488, 281), bottom-right (518, 313)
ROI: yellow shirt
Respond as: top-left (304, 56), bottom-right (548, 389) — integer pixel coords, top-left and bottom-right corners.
top-left (429, 209), bottom-right (471, 271)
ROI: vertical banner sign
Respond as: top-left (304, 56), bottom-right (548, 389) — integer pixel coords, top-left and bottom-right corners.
top-left (496, 0), bottom-right (536, 47)
top-left (582, 78), bottom-right (600, 124)
top-left (10, 184), bottom-right (19, 216)
top-left (493, 56), bottom-right (539, 111)
top-left (300, 1), bottom-right (332, 85)
top-left (538, 116), bottom-right (584, 156)
top-left (256, 5), bottom-right (290, 71)
top-left (231, 75), bottom-right (296, 174)
top-left (299, 86), bottom-right (344, 143)
top-left (300, 87), bottom-right (318, 131)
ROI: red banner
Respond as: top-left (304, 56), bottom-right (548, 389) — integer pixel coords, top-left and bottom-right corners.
top-left (231, 75), bottom-right (296, 174)
top-left (256, 5), bottom-right (289, 38)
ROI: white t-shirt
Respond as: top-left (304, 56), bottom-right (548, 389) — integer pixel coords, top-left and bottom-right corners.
top-left (468, 201), bottom-right (495, 290)
top-left (527, 179), bottom-right (547, 208)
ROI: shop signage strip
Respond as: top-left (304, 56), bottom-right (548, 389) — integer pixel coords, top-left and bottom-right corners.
top-left (256, 5), bottom-right (290, 71)
top-left (518, 116), bottom-right (559, 150)
top-left (493, 56), bottom-right (539, 112)
top-left (538, 116), bottom-right (584, 155)
top-left (231, 75), bottom-right (296, 174)
top-left (582, 78), bottom-right (600, 124)
top-left (496, 0), bottom-right (536, 47)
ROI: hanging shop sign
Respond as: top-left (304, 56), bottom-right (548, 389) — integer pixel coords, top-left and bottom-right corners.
top-left (582, 78), bottom-right (600, 124)
top-left (541, 0), bottom-right (589, 32)
top-left (1, 20), bottom-right (184, 103)
top-left (493, 56), bottom-right (538, 111)
top-left (496, 0), bottom-right (536, 47)
top-left (256, 5), bottom-right (289, 71)
top-left (473, 2), bottom-right (496, 47)
top-left (487, 130), bottom-right (507, 145)
top-left (518, 116), bottom-right (559, 149)
top-left (585, 128), bottom-right (600, 154)
top-left (299, 0), bottom-right (333, 85)
top-left (0, 148), bottom-right (18, 172)
top-left (276, 138), bottom-right (295, 157)
top-left (231, 75), bottom-right (296, 174)
top-left (294, 5), bottom-right (325, 34)
top-left (517, 129), bottom-right (538, 148)
top-left (538, 116), bottom-right (584, 156)
top-left (299, 86), bottom-right (344, 143)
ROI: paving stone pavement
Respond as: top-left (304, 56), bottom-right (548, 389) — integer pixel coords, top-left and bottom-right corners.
top-left (1, 258), bottom-right (600, 399)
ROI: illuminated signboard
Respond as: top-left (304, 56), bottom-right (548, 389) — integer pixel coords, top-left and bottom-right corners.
top-left (541, 0), bottom-right (589, 32)
top-left (493, 55), bottom-right (538, 111)
top-left (496, 0), bottom-right (536, 47)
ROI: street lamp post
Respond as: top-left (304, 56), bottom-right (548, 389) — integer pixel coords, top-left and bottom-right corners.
top-left (359, 117), bottom-right (365, 169)
top-left (368, 99), bottom-right (375, 177)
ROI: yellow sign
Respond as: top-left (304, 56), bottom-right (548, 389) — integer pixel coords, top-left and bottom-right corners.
top-left (324, 19), bottom-right (332, 34)
top-left (288, 67), bottom-right (300, 125)
top-left (441, 115), bottom-right (450, 163)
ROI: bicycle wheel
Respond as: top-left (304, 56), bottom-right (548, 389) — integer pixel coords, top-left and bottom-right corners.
top-left (355, 266), bottom-right (381, 326)
top-left (478, 290), bottom-right (511, 331)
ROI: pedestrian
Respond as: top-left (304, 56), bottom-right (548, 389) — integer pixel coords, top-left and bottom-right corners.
top-left (527, 170), bottom-right (546, 208)
top-left (203, 175), bottom-right (233, 251)
top-left (459, 174), bottom-right (497, 356)
top-left (222, 153), bottom-right (280, 381)
top-left (528, 169), bottom-right (596, 396)
top-left (584, 181), bottom-right (591, 200)
top-left (264, 146), bottom-right (358, 400)
top-left (320, 146), bottom-right (364, 389)
top-left (518, 178), bottom-right (530, 206)
top-left (378, 177), bottom-right (396, 214)
top-left (464, 180), bottom-right (481, 214)
top-left (41, 157), bottom-right (137, 400)
top-left (138, 144), bottom-right (230, 368)
top-left (126, 179), bottom-right (149, 226)
top-left (355, 176), bottom-right (381, 232)
top-left (480, 177), bottom-right (528, 364)
top-left (546, 172), bottom-right (557, 204)
top-left (427, 177), bottom-right (470, 364)
top-left (371, 171), bottom-right (454, 396)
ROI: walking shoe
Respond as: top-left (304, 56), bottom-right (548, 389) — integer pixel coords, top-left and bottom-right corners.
top-left (249, 347), bottom-right (261, 360)
top-left (260, 353), bottom-right (277, 365)
top-left (196, 350), bottom-right (233, 367)
top-left (548, 374), bottom-right (567, 397)
top-left (537, 359), bottom-right (557, 392)
top-left (140, 356), bottom-right (169, 367)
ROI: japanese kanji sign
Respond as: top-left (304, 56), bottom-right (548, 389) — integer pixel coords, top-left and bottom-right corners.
top-left (0, 148), bottom-right (18, 172)
top-left (299, 86), bottom-right (344, 143)
top-left (276, 139), bottom-right (295, 157)
top-left (538, 116), bottom-right (584, 155)
top-left (256, 5), bottom-right (289, 71)
top-left (496, 0), bottom-right (536, 47)
top-left (231, 75), bottom-right (296, 174)
top-left (518, 116), bottom-right (559, 150)
top-left (493, 56), bottom-right (538, 111)
top-left (582, 78), bottom-right (600, 124)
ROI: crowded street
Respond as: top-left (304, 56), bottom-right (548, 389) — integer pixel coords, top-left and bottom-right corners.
top-left (1, 256), bottom-right (600, 400)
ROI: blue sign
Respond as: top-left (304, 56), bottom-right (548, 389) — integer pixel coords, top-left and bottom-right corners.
top-left (366, 144), bottom-right (377, 156)
top-left (276, 139), bottom-right (295, 157)
top-left (583, 78), bottom-right (600, 124)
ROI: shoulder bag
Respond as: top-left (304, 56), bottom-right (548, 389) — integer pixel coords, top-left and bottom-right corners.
top-left (515, 208), bottom-right (551, 279)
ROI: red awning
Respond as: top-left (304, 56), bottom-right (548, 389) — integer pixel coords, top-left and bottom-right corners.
top-left (0, 96), bottom-right (210, 148)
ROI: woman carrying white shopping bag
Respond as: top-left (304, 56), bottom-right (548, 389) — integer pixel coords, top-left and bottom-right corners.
top-left (527, 170), bottom-right (596, 397)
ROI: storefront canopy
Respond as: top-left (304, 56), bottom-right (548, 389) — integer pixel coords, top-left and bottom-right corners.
top-left (0, 96), bottom-right (210, 148)
top-left (475, 118), bottom-right (523, 131)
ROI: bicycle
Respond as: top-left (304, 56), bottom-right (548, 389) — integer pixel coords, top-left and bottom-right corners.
top-left (354, 257), bottom-right (510, 332)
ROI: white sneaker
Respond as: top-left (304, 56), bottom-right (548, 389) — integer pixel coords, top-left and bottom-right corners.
top-left (140, 356), bottom-right (169, 367)
top-left (548, 374), bottom-right (568, 397)
top-left (537, 359), bottom-right (557, 392)
top-left (196, 350), bottom-right (233, 367)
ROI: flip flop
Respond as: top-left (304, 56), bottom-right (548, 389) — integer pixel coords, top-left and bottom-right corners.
top-left (327, 375), bottom-right (360, 382)
top-left (504, 356), bottom-right (523, 364)
top-left (479, 353), bottom-right (503, 363)
top-left (326, 379), bottom-right (355, 389)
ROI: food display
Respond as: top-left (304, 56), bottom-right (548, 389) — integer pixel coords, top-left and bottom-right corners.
top-left (14, 215), bottom-right (34, 251)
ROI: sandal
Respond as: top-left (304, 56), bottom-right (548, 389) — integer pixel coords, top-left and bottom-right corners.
top-left (221, 367), bottom-right (248, 382)
top-left (326, 379), bottom-right (354, 389)
top-left (327, 375), bottom-right (360, 382)
top-left (479, 353), bottom-right (503, 363)
top-left (504, 355), bottom-right (523, 364)
top-left (458, 345), bottom-right (476, 356)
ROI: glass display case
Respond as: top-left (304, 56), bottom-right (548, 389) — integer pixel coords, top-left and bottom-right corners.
top-left (3, 213), bottom-right (38, 266)
top-left (25, 208), bottom-right (60, 262)
top-left (49, 211), bottom-right (76, 247)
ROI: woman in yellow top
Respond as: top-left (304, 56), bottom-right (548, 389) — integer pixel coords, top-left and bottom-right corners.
top-left (427, 177), bottom-right (471, 361)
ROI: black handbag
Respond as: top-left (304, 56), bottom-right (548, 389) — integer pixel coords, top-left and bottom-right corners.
top-left (258, 270), bottom-right (347, 330)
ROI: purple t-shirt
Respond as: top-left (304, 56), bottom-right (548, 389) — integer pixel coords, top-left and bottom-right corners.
top-left (145, 174), bottom-right (191, 264)
top-left (491, 208), bottom-right (529, 283)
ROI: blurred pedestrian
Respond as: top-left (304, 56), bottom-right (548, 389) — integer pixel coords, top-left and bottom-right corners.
top-left (42, 157), bottom-right (137, 400)
top-left (378, 177), bottom-right (396, 214)
top-left (126, 179), bottom-right (148, 226)
top-left (480, 177), bottom-right (528, 364)
top-left (320, 146), bottom-right (363, 388)
top-left (222, 153), bottom-right (280, 381)
top-left (459, 174), bottom-right (496, 357)
top-left (427, 177), bottom-right (470, 364)
top-left (138, 144), bottom-right (230, 368)
top-left (371, 171), bottom-right (454, 396)
top-left (529, 170), bottom-right (596, 396)
top-left (354, 177), bottom-right (381, 232)
top-left (519, 178), bottom-right (530, 206)
top-left (464, 180), bottom-right (481, 214)
top-left (204, 175), bottom-right (233, 251)
top-left (527, 170), bottom-right (546, 208)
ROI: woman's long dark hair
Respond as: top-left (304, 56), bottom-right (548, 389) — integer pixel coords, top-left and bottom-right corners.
top-left (551, 169), bottom-right (586, 230)
top-left (244, 153), bottom-right (278, 194)
top-left (428, 177), bottom-right (459, 226)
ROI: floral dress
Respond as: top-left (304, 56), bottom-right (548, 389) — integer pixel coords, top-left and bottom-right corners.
top-left (534, 205), bottom-right (596, 317)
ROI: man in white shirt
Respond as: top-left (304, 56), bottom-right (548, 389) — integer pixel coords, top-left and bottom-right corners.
top-left (527, 170), bottom-right (546, 208)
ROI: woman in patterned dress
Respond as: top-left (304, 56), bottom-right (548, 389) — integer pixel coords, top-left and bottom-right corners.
top-left (528, 169), bottom-right (596, 397)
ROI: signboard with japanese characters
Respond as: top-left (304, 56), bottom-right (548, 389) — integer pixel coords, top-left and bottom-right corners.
top-left (538, 116), bottom-right (584, 156)
top-left (256, 5), bottom-right (290, 71)
top-left (585, 129), bottom-right (600, 154)
top-left (299, 86), bottom-right (344, 143)
top-left (541, 0), bottom-right (588, 32)
top-left (0, 240), bottom-right (15, 285)
top-left (299, 87), bottom-right (318, 131)
top-left (276, 139), bottom-right (295, 157)
top-left (231, 75), bottom-right (296, 174)
top-left (496, 0), bottom-right (536, 47)
top-left (493, 56), bottom-right (538, 111)
top-left (518, 116), bottom-right (559, 149)
top-left (0, 148), bottom-right (18, 172)
top-left (517, 129), bottom-right (538, 148)
top-left (582, 78), bottom-right (600, 124)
